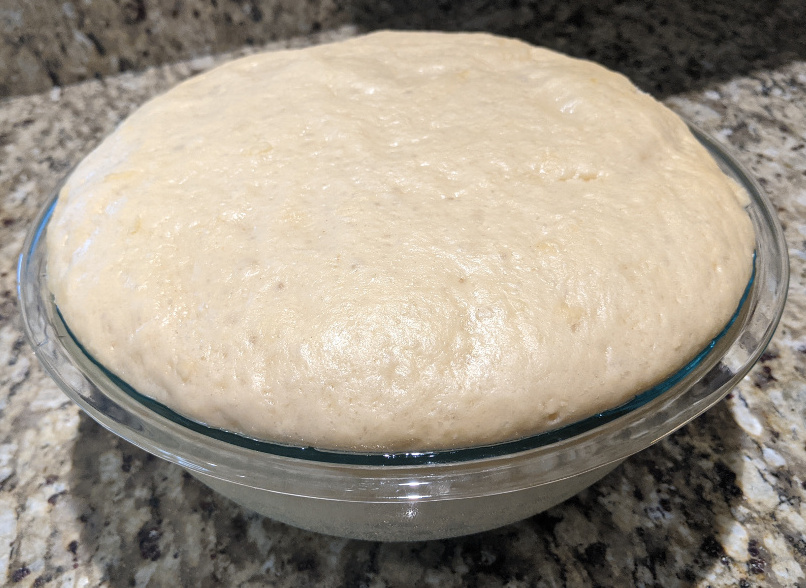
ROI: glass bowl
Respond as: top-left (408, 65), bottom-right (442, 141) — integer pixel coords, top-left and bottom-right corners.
top-left (18, 126), bottom-right (789, 541)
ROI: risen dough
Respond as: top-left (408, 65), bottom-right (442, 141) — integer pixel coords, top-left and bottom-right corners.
top-left (47, 31), bottom-right (755, 451)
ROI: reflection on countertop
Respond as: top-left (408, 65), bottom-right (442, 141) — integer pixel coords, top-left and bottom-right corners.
top-left (1, 9), bottom-right (805, 587)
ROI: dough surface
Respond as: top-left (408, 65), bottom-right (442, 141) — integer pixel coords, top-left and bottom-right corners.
top-left (47, 31), bottom-right (755, 451)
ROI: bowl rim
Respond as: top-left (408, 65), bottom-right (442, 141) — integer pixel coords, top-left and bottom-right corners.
top-left (17, 124), bottom-right (789, 500)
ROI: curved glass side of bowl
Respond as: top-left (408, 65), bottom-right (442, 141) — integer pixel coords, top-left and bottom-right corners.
top-left (18, 125), bottom-right (789, 502)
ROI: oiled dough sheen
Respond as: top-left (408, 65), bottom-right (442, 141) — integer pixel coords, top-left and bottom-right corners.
top-left (47, 31), bottom-right (755, 451)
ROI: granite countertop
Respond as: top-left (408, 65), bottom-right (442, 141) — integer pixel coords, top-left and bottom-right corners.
top-left (2, 7), bottom-right (806, 587)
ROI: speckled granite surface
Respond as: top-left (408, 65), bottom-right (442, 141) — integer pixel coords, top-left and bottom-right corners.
top-left (2, 0), bottom-right (806, 98)
top-left (1, 24), bottom-right (806, 588)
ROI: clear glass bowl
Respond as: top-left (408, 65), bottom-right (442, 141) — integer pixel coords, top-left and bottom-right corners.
top-left (18, 126), bottom-right (789, 541)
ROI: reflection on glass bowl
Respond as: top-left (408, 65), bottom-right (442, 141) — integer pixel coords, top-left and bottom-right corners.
top-left (18, 126), bottom-right (788, 541)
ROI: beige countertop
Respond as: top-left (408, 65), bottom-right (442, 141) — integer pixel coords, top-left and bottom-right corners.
top-left (1, 6), bottom-right (805, 587)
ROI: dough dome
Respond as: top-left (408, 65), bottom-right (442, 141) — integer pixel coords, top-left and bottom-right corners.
top-left (47, 31), bottom-right (755, 451)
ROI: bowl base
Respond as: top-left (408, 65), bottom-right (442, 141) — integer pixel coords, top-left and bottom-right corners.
top-left (188, 460), bottom-right (625, 542)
